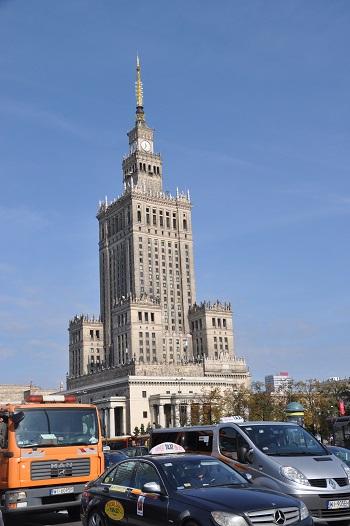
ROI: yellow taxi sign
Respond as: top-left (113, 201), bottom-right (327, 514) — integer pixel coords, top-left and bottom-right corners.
top-left (150, 442), bottom-right (185, 454)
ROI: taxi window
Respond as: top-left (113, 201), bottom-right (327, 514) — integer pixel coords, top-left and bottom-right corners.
top-left (103, 461), bottom-right (137, 487)
top-left (134, 462), bottom-right (162, 490)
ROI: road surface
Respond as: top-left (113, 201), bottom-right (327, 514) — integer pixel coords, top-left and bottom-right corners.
top-left (6, 511), bottom-right (81, 526)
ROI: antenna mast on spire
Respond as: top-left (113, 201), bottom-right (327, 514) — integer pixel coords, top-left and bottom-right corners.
top-left (135, 55), bottom-right (144, 108)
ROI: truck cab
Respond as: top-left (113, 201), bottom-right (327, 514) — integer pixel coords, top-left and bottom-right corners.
top-left (0, 394), bottom-right (104, 522)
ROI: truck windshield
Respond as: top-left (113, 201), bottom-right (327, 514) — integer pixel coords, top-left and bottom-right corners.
top-left (240, 424), bottom-right (328, 456)
top-left (15, 408), bottom-right (99, 448)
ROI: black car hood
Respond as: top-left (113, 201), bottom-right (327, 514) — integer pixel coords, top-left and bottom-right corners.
top-left (176, 486), bottom-right (300, 512)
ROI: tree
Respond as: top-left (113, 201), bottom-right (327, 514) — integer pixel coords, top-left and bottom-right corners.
top-left (140, 423), bottom-right (145, 435)
top-left (197, 387), bottom-right (226, 424)
top-left (133, 426), bottom-right (140, 437)
top-left (248, 382), bottom-right (275, 421)
top-left (224, 385), bottom-right (250, 419)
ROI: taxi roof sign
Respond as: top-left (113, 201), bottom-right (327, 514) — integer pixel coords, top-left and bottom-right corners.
top-left (150, 442), bottom-right (185, 455)
top-left (220, 416), bottom-right (244, 423)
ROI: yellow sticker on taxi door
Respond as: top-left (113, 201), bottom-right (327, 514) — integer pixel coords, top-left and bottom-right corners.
top-left (105, 499), bottom-right (125, 521)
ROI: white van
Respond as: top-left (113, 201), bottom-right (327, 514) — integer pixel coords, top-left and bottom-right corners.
top-left (151, 422), bottom-right (350, 523)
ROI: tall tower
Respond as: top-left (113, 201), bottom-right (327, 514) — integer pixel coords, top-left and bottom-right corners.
top-left (97, 57), bottom-right (195, 367)
top-left (67, 59), bottom-right (251, 435)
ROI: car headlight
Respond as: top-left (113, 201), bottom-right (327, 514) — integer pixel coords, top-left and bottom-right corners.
top-left (280, 466), bottom-right (310, 486)
top-left (211, 511), bottom-right (248, 526)
top-left (300, 502), bottom-right (309, 520)
top-left (341, 463), bottom-right (350, 481)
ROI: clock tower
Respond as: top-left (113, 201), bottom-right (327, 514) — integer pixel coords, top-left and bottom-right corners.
top-left (123, 56), bottom-right (162, 194)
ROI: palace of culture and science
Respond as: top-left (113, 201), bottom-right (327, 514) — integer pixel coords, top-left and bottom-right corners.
top-left (66, 59), bottom-right (250, 436)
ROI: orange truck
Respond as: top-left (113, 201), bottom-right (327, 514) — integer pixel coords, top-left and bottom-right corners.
top-left (0, 394), bottom-right (104, 523)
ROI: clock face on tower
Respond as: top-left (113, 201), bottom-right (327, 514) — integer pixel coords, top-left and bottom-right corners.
top-left (140, 139), bottom-right (151, 152)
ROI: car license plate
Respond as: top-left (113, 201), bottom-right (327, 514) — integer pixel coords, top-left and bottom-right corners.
top-left (50, 486), bottom-right (74, 495)
top-left (327, 500), bottom-right (350, 510)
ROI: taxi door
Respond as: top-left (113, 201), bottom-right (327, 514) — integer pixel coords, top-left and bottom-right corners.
top-left (127, 461), bottom-right (168, 526)
top-left (96, 460), bottom-right (138, 525)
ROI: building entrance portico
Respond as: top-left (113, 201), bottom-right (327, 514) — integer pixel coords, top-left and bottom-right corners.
top-left (150, 393), bottom-right (197, 428)
top-left (95, 396), bottom-right (127, 437)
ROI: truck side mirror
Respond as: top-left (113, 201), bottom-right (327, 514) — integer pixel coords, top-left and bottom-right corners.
top-left (12, 411), bottom-right (25, 428)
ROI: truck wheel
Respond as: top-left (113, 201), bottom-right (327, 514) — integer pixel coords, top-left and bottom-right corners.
top-left (88, 510), bottom-right (107, 526)
top-left (67, 507), bottom-right (81, 521)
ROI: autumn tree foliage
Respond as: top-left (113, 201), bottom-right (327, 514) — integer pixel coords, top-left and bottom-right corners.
top-left (195, 378), bottom-right (350, 438)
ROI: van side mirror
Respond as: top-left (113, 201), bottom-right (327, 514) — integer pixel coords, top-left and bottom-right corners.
top-left (238, 446), bottom-right (253, 464)
top-left (246, 448), bottom-right (254, 464)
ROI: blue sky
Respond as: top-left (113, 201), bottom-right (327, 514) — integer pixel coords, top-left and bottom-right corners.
top-left (0, 1), bottom-right (349, 388)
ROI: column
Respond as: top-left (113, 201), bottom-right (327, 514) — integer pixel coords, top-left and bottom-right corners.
top-left (171, 404), bottom-right (176, 427)
top-left (122, 406), bottom-right (127, 435)
top-left (158, 404), bottom-right (165, 428)
top-left (184, 404), bottom-right (189, 426)
top-left (105, 408), bottom-right (110, 438)
top-left (109, 406), bottom-right (115, 438)
top-left (174, 402), bottom-right (180, 427)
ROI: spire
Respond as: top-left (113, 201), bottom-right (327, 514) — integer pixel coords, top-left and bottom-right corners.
top-left (135, 55), bottom-right (145, 122)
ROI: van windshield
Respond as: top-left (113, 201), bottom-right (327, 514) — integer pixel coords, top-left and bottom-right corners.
top-left (15, 408), bottom-right (99, 448)
top-left (240, 424), bottom-right (328, 456)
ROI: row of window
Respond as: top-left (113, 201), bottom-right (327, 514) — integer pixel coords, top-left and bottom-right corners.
top-left (89, 329), bottom-right (101, 339)
top-left (138, 238), bottom-right (191, 297)
top-left (101, 208), bottom-right (131, 240)
top-left (116, 313), bottom-right (128, 326)
top-left (214, 336), bottom-right (229, 351)
top-left (71, 348), bottom-right (82, 376)
top-left (191, 319), bottom-right (203, 331)
top-left (138, 311), bottom-right (155, 323)
top-left (212, 318), bottom-right (227, 328)
top-left (124, 162), bottom-right (160, 176)
top-left (137, 205), bottom-right (188, 231)
top-left (89, 355), bottom-right (101, 365)
top-left (71, 331), bottom-right (82, 344)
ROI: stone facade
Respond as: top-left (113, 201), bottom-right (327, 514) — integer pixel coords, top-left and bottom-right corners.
top-left (0, 385), bottom-right (57, 404)
top-left (66, 59), bottom-right (251, 435)
top-left (68, 315), bottom-right (104, 377)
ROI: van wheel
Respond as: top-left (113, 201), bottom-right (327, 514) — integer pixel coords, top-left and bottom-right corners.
top-left (88, 510), bottom-right (107, 526)
top-left (67, 507), bottom-right (81, 521)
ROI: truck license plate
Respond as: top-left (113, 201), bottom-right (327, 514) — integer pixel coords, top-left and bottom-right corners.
top-left (327, 500), bottom-right (350, 510)
top-left (50, 486), bottom-right (74, 495)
